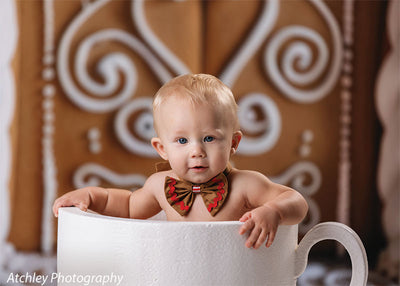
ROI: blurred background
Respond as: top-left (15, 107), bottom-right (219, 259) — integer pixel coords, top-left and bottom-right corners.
top-left (0, 0), bottom-right (398, 285)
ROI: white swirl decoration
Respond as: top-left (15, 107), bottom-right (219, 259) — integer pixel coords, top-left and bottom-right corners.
top-left (115, 97), bottom-right (158, 157)
top-left (271, 161), bottom-right (322, 233)
top-left (57, 0), bottom-right (172, 113)
top-left (132, 0), bottom-right (191, 76)
top-left (220, 0), bottom-right (278, 88)
top-left (271, 161), bottom-right (321, 196)
top-left (73, 163), bottom-right (147, 191)
top-left (237, 93), bottom-right (281, 155)
top-left (0, 0), bottom-right (17, 247)
top-left (265, 0), bottom-right (343, 103)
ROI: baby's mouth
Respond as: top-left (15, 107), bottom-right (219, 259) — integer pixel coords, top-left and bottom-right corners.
top-left (190, 166), bottom-right (208, 172)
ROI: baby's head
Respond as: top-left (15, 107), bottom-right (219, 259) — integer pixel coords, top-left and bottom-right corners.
top-left (153, 74), bottom-right (239, 134)
top-left (151, 74), bottom-right (242, 183)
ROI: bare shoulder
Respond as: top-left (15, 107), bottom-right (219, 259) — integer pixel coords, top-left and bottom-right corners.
top-left (229, 168), bottom-right (301, 208)
top-left (143, 170), bottom-right (173, 193)
top-left (229, 168), bottom-right (272, 190)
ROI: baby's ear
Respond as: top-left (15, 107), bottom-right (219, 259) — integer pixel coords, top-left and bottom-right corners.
top-left (151, 137), bottom-right (168, 160)
top-left (231, 131), bottom-right (242, 155)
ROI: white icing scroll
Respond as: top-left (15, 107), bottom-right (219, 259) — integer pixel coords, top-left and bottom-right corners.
top-left (237, 93), bottom-right (281, 155)
top-left (80, 0), bottom-right (90, 9)
top-left (57, 0), bottom-right (172, 113)
top-left (271, 161), bottom-right (322, 196)
top-left (132, 0), bottom-right (190, 76)
top-left (0, 0), bottom-right (17, 249)
top-left (75, 32), bottom-right (138, 98)
top-left (0, 243), bottom-right (56, 285)
top-left (73, 163), bottom-right (147, 191)
top-left (114, 97), bottom-right (158, 157)
top-left (41, 0), bottom-right (58, 256)
top-left (0, 0), bottom-right (57, 282)
top-left (265, 0), bottom-right (343, 103)
top-left (282, 39), bottom-right (327, 85)
top-left (220, 0), bottom-right (279, 88)
top-left (271, 161), bottom-right (322, 233)
top-left (40, 0), bottom-right (59, 256)
top-left (335, 0), bottom-right (355, 253)
top-left (88, 127), bottom-right (102, 154)
top-left (299, 130), bottom-right (314, 158)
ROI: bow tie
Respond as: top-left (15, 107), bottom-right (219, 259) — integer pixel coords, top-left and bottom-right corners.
top-left (164, 170), bottom-right (230, 216)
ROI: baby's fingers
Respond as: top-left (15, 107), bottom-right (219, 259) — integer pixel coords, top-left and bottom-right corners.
top-left (254, 229), bottom-right (268, 249)
top-left (239, 211), bottom-right (252, 223)
top-left (52, 198), bottom-right (65, 217)
top-left (245, 226), bottom-right (262, 248)
top-left (77, 202), bottom-right (88, 212)
top-left (52, 196), bottom-right (88, 217)
top-left (265, 229), bottom-right (277, 248)
top-left (239, 217), bottom-right (254, 235)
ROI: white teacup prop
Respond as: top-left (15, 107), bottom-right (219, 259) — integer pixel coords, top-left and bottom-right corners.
top-left (57, 207), bottom-right (368, 286)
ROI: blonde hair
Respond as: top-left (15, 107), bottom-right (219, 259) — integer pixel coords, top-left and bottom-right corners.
top-left (153, 74), bottom-right (239, 132)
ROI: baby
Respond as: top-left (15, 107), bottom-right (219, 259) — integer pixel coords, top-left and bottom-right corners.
top-left (53, 74), bottom-right (308, 249)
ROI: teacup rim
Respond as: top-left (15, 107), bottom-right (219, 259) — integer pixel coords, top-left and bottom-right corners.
top-left (58, 207), bottom-right (300, 231)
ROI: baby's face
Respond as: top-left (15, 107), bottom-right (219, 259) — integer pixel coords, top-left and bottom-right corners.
top-left (153, 96), bottom-right (238, 184)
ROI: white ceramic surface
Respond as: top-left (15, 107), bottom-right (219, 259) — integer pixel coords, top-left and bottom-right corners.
top-left (57, 207), bottom-right (368, 286)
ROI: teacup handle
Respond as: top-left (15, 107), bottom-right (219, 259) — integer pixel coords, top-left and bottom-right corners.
top-left (295, 222), bottom-right (368, 285)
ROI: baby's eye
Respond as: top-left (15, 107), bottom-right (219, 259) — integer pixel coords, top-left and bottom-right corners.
top-left (204, 136), bottom-right (214, 143)
top-left (178, 138), bottom-right (188, 144)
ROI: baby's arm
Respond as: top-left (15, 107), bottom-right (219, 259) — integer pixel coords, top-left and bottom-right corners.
top-left (237, 171), bottom-right (308, 249)
top-left (52, 174), bottom-right (161, 219)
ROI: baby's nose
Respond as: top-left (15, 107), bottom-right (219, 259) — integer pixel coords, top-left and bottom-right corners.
top-left (190, 143), bottom-right (206, 158)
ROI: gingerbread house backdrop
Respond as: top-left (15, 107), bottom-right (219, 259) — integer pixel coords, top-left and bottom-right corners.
top-left (1, 0), bottom-right (398, 283)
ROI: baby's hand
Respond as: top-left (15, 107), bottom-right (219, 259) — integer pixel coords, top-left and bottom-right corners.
top-left (239, 204), bottom-right (281, 249)
top-left (52, 189), bottom-right (91, 217)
